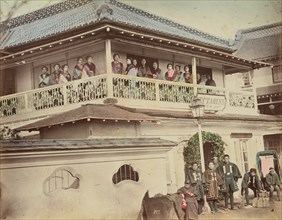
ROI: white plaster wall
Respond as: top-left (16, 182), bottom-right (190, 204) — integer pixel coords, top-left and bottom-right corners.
top-left (140, 119), bottom-right (272, 193)
top-left (252, 68), bottom-right (273, 88)
top-left (0, 152), bottom-right (168, 219)
top-left (225, 67), bottom-right (274, 90)
top-left (15, 63), bottom-right (33, 93)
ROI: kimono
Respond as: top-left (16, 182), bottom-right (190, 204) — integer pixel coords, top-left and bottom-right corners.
top-left (265, 172), bottom-right (280, 187)
top-left (265, 172), bottom-right (281, 199)
top-left (151, 68), bottom-right (163, 80)
top-left (173, 70), bottom-right (182, 82)
top-left (241, 172), bottom-right (261, 204)
top-left (165, 70), bottom-right (175, 81)
top-left (204, 169), bottom-right (223, 200)
top-left (127, 65), bottom-right (138, 76)
top-left (49, 70), bottom-right (61, 85)
top-left (111, 61), bottom-right (124, 74)
top-left (217, 162), bottom-right (242, 193)
top-left (205, 79), bottom-right (216, 86)
top-left (241, 172), bottom-right (261, 190)
top-left (38, 73), bottom-right (50, 87)
top-left (180, 72), bottom-right (192, 83)
top-left (186, 168), bottom-right (205, 201)
top-left (125, 64), bottom-right (134, 75)
top-left (73, 64), bottom-right (83, 80)
top-left (83, 62), bottom-right (96, 77)
top-left (137, 65), bottom-right (152, 78)
top-left (177, 186), bottom-right (198, 220)
top-left (61, 72), bottom-right (71, 82)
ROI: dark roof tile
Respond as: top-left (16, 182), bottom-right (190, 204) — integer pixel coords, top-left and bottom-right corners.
top-left (0, 138), bottom-right (176, 153)
top-left (1, 0), bottom-right (232, 51)
top-left (234, 22), bottom-right (282, 60)
top-left (16, 103), bottom-right (157, 131)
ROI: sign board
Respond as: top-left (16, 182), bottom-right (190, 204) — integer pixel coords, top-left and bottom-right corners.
top-left (198, 94), bottom-right (226, 111)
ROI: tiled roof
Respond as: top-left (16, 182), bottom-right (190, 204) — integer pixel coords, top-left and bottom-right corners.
top-left (0, 138), bottom-right (176, 153)
top-left (1, 0), bottom-right (232, 51)
top-left (16, 103), bottom-right (157, 131)
top-left (234, 22), bottom-right (282, 60)
top-left (127, 107), bottom-right (282, 122)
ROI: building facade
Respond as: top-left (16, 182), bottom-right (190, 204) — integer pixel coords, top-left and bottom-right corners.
top-left (0, 0), bottom-right (281, 219)
top-left (226, 22), bottom-right (282, 156)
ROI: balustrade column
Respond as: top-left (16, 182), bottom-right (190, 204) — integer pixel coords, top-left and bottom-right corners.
top-left (105, 39), bottom-right (113, 98)
top-left (24, 93), bottom-right (29, 113)
top-left (155, 81), bottom-right (160, 102)
top-left (225, 89), bottom-right (231, 112)
top-left (192, 57), bottom-right (197, 96)
top-left (62, 84), bottom-right (68, 106)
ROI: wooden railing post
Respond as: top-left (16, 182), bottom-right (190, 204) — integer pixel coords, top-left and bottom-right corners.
top-left (107, 73), bottom-right (114, 98)
top-left (105, 39), bottom-right (113, 98)
top-left (155, 80), bottom-right (160, 101)
top-left (24, 93), bottom-right (29, 113)
top-left (192, 57), bottom-right (197, 96)
top-left (62, 84), bottom-right (68, 106)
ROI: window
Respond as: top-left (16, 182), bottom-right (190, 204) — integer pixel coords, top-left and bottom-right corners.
top-left (43, 168), bottom-right (80, 195)
top-left (242, 72), bottom-right (252, 87)
top-left (241, 140), bottom-right (249, 172)
top-left (272, 65), bottom-right (282, 83)
top-left (112, 164), bottom-right (139, 184)
top-left (234, 139), bottom-right (250, 173)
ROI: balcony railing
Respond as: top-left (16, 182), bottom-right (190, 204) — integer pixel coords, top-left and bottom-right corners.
top-left (0, 74), bottom-right (258, 123)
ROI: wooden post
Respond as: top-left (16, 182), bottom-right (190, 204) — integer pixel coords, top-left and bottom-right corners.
top-left (105, 39), bottom-right (113, 98)
top-left (192, 57), bottom-right (197, 96)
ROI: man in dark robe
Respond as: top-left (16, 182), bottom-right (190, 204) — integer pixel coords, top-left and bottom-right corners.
top-left (241, 168), bottom-right (261, 205)
top-left (186, 162), bottom-right (205, 214)
top-left (265, 167), bottom-right (281, 201)
top-left (177, 181), bottom-right (199, 220)
top-left (204, 161), bottom-right (223, 213)
top-left (217, 154), bottom-right (242, 210)
top-left (205, 73), bottom-right (216, 86)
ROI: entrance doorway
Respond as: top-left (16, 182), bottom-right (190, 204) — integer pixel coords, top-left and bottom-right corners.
top-left (204, 142), bottom-right (213, 169)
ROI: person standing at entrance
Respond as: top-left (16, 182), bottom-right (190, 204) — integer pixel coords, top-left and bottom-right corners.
top-left (186, 162), bottom-right (205, 214)
top-left (265, 167), bottom-right (281, 201)
top-left (241, 168), bottom-right (261, 205)
top-left (204, 161), bottom-right (223, 214)
top-left (217, 154), bottom-right (242, 210)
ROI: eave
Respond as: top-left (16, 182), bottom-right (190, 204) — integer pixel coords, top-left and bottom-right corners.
top-left (0, 22), bottom-right (272, 72)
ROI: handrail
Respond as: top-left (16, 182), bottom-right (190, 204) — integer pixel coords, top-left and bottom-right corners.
top-left (0, 73), bottom-right (258, 119)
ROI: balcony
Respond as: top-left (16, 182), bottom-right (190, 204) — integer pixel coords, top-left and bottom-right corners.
top-left (0, 74), bottom-right (258, 125)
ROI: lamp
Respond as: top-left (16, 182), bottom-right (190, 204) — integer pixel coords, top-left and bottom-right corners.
top-left (190, 97), bottom-right (205, 171)
top-left (190, 97), bottom-right (205, 118)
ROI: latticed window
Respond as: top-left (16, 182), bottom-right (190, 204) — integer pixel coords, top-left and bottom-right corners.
top-left (112, 164), bottom-right (139, 184)
top-left (44, 169), bottom-right (80, 194)
top-left (242, 72), bottom-right (252, 87)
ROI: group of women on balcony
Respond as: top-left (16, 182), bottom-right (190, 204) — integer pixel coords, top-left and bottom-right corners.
top-left (112, 53), bottom-right (216, 86)
top-left (38, 53), bottom-right (216, 88)
top-left (38, 55), bottom-right (97, 88)
top-left (112, 53), bottom-right (194, 83)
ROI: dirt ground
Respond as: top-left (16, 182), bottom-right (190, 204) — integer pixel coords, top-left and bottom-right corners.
top-left (198, 195), bottom-right (282, 220)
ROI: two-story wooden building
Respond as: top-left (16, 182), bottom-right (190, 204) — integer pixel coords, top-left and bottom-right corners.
top-left (226, 22), bottom-right (282, 157)
top-left (1, 0), bottom-right (281, 219)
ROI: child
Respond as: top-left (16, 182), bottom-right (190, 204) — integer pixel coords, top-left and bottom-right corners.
top-left (177, 181), bottom-right (199, 220)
